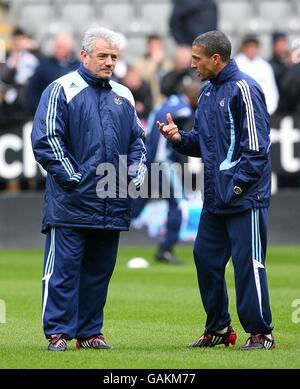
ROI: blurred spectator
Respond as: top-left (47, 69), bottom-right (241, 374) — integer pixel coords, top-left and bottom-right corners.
top-left (121, 66), bottom-right (153, 121)
top-left (0, 80), bottom-right (28, 128)
top-left (113, 33), bottom-right (128, 81)
top-left (134, 35), bottom-right (173, 105)
top-left (269, 31), bottom-right (291, 114)
top-left (0, 27), bottom-right (40, 192)
top-left (280, 62), bottom-right (300, 117)
top-left (0, 27), bottom-right (39, 87)
top-left (268, 34), bottom-right (299, 188)
top-left (0, 27), bottom-right (39, 124)
top-left (26, 32), bottom-right (80, 115)
top-left (160, 45), bottom-right (198, 97)
top-left (169, 0), bottom-right (218, 46)
top-left (275, 54), bottom-right (300, 188)
top-left (132, 78), bottom-right (202, 264)
top-left (235, 34), bottom-right (279, 115)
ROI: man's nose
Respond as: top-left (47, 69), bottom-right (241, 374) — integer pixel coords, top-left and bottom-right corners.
top-left (105, 56), bottom-right (113, 66)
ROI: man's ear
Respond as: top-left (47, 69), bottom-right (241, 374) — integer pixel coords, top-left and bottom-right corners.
top-left (80, 50), bottom-right (88, 63)
top-left (212, 53), bottom-right (221, 65)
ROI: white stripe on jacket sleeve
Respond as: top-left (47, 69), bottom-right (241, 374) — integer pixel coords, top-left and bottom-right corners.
top-left (236, 80), bottom-right (259, 151)
top-left (46, 83), bottom-right (81, 182)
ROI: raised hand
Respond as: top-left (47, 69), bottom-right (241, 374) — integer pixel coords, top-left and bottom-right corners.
top-left (157, 113), bottom-right (181, 143)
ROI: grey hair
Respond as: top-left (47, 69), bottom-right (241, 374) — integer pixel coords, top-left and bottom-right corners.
top-left (82, 26), bottom-right (120, 53)
top-left (193, 31), bottom-right (231, 62)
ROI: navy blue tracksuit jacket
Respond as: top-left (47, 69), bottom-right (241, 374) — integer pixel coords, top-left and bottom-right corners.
top-left (174, 59), bottom-right (273, 334)
top-left (32, 64), bottom-right (146, 233)
top-left (31, 64), bottom-right (146, 340)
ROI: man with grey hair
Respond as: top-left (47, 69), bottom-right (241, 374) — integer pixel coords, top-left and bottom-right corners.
top-left (158, 30), bottom-right (275, 350)
top-left (31, 27), bottom-right (146, 351)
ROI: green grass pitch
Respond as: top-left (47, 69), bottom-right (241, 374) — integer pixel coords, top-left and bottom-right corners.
top-left (0, 245), bottom-right (300, 368)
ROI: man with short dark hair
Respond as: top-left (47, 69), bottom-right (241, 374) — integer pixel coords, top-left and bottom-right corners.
top-left (158, 30), bottom-right (275, 350)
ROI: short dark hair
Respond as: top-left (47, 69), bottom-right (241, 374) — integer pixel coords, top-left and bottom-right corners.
top-left (241, 33), bottom-right (260, 46)
top-left (272, 31), bottom-right (286, 44)
top-left (147, 34), bottom-right (162, 43)
top-left (193, 30), bottom-right (231, 62)
top-left (12, 27), bottom-right (26, 38)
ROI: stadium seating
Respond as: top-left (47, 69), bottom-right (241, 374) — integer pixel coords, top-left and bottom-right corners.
top-left (16, 4), bottom-right (55, 35)
top-left (60, 4), bottom-right (95, 29)
top-left (219, 0), bottom-right (254, 33)
top-left (98, 3), bottom-right (135, 33)
top-left (257, 0), bottom-right (291, 30)
top-left (5, 0), bottom-right (300, 59)
top-left (140, 2), bottom-right (172, 34)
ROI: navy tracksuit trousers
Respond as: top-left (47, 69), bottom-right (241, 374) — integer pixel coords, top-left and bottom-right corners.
top-left (42, 227), bottom-right (120, 340)
top-left (193, 208), bottom-right (273, 334)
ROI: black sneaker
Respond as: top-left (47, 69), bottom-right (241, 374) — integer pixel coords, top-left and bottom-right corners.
top-left (188, 325), bottom-right (237, 347)
top-left (240, 333), bottom-right (275, 350)
top-left (155, 249), bottom-right (183, 264)
top-left (48, 334), bottom-right (68, 351)
top-left (75, 335), bottom-right (111, 350)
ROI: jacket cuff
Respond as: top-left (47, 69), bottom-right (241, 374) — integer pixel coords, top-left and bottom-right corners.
top-left (55, 172), bottom-right (82, 192)
top-left (172, 130), bottom-right (187, 152)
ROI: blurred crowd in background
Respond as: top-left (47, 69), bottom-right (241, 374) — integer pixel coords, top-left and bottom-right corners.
top-left (0, 0), bottom-right (300, 192)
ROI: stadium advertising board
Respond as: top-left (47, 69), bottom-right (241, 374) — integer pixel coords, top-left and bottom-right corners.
top-left (0, 116), bottom-right (299, 189)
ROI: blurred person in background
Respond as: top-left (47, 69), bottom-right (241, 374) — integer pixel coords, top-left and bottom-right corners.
top-left (132, 78), bottom-right (201, 264)
top-left (31, 26), bottom-right (146, 351)
top-left (121, 66), bottom-right (153, 123)
top-left (280, 61), bottom-right (300, 117)
top-left (159, 31), bottom-right (275, 350)
top-left (170, 0), bottom-right (218, 46)
top-left (0, 27), bottom-right (39, 88)
top-left (269, 34), bottom-right (300, 188)
top-left (160, 45), bottom-right (198, 97)
top-left (269, 31), bottom-right (291, 115)
top-left (269, 32), bottom-right (291, 93)
top-left (134, 34), bottom-right (173, 105)
top-left (112, 33), bottom-right (128, 81)
top-left (276, 52), bottom-right (300, 188)
top-left (235, 34), bottom-right (279, 115)
top-left (26, 32), bottom-right (80, 115)
top-left (0, 80), bottom-right (27, 128)
top-left (0, 27), bottom-right (39, 122)
top-left (276, 37), bottom-right (300, 119)
top-left (0, 27), bottom-right (39, 191)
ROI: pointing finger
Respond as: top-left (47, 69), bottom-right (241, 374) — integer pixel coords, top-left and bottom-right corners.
top-left (167, 113), bottom-right (174, 125)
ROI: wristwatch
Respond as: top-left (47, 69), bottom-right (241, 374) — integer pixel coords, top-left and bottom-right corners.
top-left (233, 185), bottom-right (243, 195)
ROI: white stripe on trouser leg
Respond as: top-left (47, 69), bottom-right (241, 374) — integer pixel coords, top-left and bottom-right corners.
top-left (254, 209), bottom-right (261, 262)
top-left (42, 227), bottom-right (56, 327)
top-left (251, 209), bottom-right (264, 318)
top-left (256, 209), bottom-right (263, 262)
